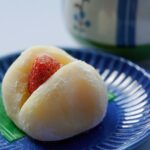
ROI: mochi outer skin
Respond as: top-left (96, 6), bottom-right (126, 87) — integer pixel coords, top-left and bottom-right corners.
top-left (2, 46), bottom-right (108, 141)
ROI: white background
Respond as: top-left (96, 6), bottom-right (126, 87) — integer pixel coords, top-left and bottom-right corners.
top-left (0, 0), bottom-right (80, 56)
top-left (0, 1), bottom-right (149, 149)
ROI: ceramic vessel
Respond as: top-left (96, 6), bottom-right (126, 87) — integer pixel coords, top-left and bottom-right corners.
top-left (64, 0), bottom-right (150, 60)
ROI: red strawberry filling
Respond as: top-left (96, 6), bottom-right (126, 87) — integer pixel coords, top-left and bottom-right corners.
top-left (28, 54), bottom-right (62, 94)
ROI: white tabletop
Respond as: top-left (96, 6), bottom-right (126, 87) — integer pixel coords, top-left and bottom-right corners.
top-left (0, 1), bottom-right (149, 149)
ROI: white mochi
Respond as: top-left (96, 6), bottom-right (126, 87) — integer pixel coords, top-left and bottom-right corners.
top-left (2, 46), bottom-right (107, 141)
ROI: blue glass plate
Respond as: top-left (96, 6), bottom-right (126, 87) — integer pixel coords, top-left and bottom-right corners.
top-left (0, 48), bottom-right (149, 150)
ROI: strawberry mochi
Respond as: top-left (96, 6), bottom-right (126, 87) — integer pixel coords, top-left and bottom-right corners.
top-left (2, 46), bottom-right (108, 141)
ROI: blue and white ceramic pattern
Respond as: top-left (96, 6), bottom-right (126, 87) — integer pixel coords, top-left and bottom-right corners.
top-left (0, 48), bottom-right (149, 150)
top-left (64, 0), bottom-right (150, 46)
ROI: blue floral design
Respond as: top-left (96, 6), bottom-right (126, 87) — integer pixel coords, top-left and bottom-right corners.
top-left (73, 0), bottom-right (91, 31)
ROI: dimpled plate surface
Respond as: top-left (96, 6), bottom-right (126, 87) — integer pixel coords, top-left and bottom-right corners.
top-left (0, 48), bottom-right (149, 150)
